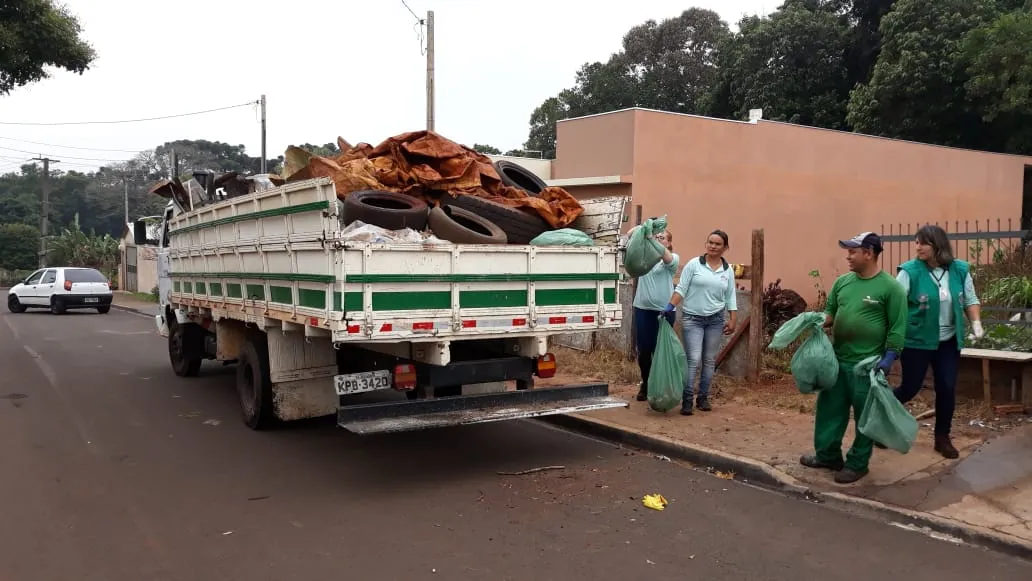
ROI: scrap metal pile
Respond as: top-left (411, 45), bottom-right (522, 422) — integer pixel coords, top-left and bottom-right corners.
top-left (281, 130), bottom-right (584, 245)
top-left (148, 130), bottom-right (585, 246)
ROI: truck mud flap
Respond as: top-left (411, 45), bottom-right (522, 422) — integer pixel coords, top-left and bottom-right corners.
top-left (337, 383), bottom-right (627, 434)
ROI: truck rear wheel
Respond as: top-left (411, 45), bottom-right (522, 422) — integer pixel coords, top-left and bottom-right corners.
top-left (169, 321), bottom-right (203, 377)
top-left (236, 336), bottom-right (276, 430)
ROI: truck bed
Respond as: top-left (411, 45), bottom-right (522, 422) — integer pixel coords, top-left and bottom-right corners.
top-left (165, 177), bottom-right (622, 346)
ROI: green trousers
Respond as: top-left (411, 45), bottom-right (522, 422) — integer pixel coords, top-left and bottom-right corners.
top-left (814, 359), bottom-right (874, 473)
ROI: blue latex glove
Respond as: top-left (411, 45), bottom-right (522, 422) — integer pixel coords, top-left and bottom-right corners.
top-left (877, 349), bottom-right (898, 374)
top-left (663, 303), bottom-right (676, 314)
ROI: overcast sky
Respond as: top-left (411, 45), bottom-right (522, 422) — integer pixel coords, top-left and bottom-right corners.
top-left (0, 0), bottom-right (769, 173)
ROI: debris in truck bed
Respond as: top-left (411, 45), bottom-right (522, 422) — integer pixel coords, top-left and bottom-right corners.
top-left (284, 130), bottom-right (584, 229)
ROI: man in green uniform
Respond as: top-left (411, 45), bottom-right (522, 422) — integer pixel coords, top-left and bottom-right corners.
top-left (800, 232), bottom-right (908, 484)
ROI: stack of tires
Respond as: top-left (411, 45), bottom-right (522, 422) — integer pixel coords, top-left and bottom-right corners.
top-left (340, 161), bottom-right (554, 245)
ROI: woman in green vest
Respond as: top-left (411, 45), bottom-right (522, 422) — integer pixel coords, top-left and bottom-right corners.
top-left (894, 224), bottom-right (983, 459)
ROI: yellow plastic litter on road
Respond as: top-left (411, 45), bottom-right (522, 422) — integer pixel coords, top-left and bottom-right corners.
top-left (642, 493), bottom-right (668, 511)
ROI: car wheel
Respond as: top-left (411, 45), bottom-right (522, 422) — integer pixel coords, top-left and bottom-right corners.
top-left (97, 306), bottom-right (111, 314)
top-left (169, 321), bottom-right (203, 377)
top-left (50, 297), bottom-right (66, 315)
top-left (236, 335), bottom-right (276, 430)
top-left (492, 160), bottom-right (548, 194)
top-left (427, 205), bottom-right (507, 245)
top-left (7, 294), bottom-right (26, 313)
top-left (342, 190), bottom-right (430, 231)
top-left (440, 194), bottom-right (551, 244)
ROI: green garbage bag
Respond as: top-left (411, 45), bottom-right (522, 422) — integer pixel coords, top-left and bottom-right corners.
top-left (855, 357), bottom-right (919, 454)
top-left (647, 315), bottom-right (687, 412)
top-left (623, 216), bottom-right (668, 277)
top-left (530, 228), bottom-right (594, 246)
top-left (767, 312), bottom-right (839, 394)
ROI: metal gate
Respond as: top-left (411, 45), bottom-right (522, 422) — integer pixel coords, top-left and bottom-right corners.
top-left (125, 245), bottom-right (138, 292)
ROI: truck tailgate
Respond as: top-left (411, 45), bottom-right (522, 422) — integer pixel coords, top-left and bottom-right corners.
top-left (335, 243), bottom-right (622, 342)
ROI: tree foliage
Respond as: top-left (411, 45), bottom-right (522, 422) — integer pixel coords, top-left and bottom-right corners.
top-left (46, 224), bottom-right (119, 278)
top-left (0, 0), bottom-right (96, 95)
top-left (472, 144), bottom-right (501, 155)
top-left (523, 0), bottom-right (1032, 156)
top-left (0, 223), bottom-right (40, 270)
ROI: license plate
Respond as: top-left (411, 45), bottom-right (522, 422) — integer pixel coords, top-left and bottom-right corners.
top-left (84, 297), bottom-right (99, 303)
top-left (334, 370), bottom-right (392, 395)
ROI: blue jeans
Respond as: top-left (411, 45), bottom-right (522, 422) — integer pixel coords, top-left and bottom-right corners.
top-left (681, 311), bottom-right (725, 405)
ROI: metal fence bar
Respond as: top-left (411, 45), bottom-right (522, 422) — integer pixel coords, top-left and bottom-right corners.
top-left (879, 218), bottom-right (1029, 273)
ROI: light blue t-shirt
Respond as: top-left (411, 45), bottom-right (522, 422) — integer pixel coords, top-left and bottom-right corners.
top-left (633, 253), bottom-right (680, 310)
top-left (896, 268), bottom-right (979, 341)
top-left (674, 257), bottom-right (738, 317)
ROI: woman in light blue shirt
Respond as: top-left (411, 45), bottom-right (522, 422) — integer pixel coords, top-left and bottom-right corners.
top-left (632, 229), bottom-right (679, 401)
top-left (664, 230), bottom-right (738, 415)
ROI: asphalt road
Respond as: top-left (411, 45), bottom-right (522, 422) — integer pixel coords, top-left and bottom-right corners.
top-left (1, 291), bottom-right (1030, 581)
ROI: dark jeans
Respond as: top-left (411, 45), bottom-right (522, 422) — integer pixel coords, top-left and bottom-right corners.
top-left (634, 307), bottom-right (677, 390)
top-left (894, 335), bottom-right (959, 436)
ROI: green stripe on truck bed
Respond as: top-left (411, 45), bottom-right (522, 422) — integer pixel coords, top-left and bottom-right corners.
top-left (168, 201), bottom-right (331, 236)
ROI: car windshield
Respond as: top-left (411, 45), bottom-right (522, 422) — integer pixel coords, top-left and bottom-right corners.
top-left (64, 268), bottom-right (107, 283)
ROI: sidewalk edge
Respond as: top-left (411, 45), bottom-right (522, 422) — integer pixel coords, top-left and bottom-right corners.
top-left (542, 412), bottom-right (1032, 560)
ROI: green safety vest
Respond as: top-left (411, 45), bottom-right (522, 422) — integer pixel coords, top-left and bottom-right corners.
top-left (897, 258), bottom-right (969, 350)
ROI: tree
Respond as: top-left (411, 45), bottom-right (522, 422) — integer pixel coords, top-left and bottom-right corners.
top-left (0, 0), bottom-right (96, 95)
top-left (294, 142), bottom-right (341, 157)
top-left (0, 223), bottom-right (40, 270)
top-left (846, 0), bottom-right (999, 148)
top-left (521, 9), bottom-right (729, 158)
top-left (961, 8), bottom-right (1032, 153)
top-left (46, 224), bottom-right (119, 278)
top-left (472, 144), bottom-right (501, 155)
top-left (705, 5), bottom-right (853, 128)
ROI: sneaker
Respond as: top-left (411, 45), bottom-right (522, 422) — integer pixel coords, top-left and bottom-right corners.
top-left (799, 454), bottom-right (844, 471)
top-left (934, 435), bottom-right (960, 459)
top-left (834, 468), bottom-right (869, 484)
top-left (696, 398), bottom-right (712, 412)
top-left (635, 383), bottom-right (647, 402)
top-left (680, 404), bottom-right (694, 416)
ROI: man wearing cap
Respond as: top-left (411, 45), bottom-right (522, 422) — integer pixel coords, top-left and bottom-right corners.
top-left (800, 232), bottom-right (908, 484)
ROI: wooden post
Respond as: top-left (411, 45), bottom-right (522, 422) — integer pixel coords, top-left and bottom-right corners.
top-left (747, 229), bottom-right (765, 381)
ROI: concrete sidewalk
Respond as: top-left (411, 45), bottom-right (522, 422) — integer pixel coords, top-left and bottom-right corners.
top-left (110, 291), bottom-right (160, 317)
top-left (555, 385), bottom-right (1032, 556)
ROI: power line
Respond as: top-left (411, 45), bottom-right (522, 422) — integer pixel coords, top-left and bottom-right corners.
top-left (0, 136), bottom-right (141, 153)
top-left (0, 145), bottom-right (129, 163)
top-left (0, 100), bottom-right (258, 126)
top-left (401, 0), bottom-right (422, 22)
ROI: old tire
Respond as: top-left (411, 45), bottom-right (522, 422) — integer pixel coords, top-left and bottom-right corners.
top-left (342, 190), bottom-right (429, 231)
top-left (428, 206), bottom-right (507, 245)
top-left (7, 294), bottom-right (25, 313)
top-left (236, 336), bottom-right (276, 430)
top-left (169, 321), bottom-right (203, 377)
top-left (493, 160), bottom-right (547, 194)
top-left (441, 194), bottom-right (550, 244)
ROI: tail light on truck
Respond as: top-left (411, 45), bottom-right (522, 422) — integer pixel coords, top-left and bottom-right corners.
top-left (393, 364), bottom-right (417, 391)
top-left (63, 280), bottom-right (72, 291)
top-left (535, 353), bottom-right (557, 378)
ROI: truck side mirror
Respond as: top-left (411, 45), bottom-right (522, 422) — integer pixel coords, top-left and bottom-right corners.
top-left (133, 220), bottom-right (149, 245)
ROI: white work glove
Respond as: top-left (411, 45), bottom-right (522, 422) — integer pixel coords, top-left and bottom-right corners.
top-left (971, 320), bottom-right (984, 340)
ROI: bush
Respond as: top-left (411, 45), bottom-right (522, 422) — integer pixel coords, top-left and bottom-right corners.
top-left (762, 279), bottom-right (807, 335)
top-left (0, 268), bottom-right (35, 287)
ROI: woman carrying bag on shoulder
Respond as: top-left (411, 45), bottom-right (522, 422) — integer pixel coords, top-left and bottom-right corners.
top-left (893, 224), bottom-right (983, 459)
top-left (632, 229), bottom-right (679, 401)
top-left (664, 230), bottom-right (738, 415)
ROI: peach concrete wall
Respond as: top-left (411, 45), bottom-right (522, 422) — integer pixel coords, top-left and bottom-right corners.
top-left (621, 110), bottom-right (1031, 300)
top-left (552, 110), bottom-right (636, 179)
top-left (564, 183), bottom-right (632, 200)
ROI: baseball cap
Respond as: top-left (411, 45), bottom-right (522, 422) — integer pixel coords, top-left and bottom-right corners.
top-left (838, 232), bottom-right (883, 252)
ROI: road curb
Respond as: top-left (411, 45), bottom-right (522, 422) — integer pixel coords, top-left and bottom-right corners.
top-left (110, 303), bottom-right (156, 317)
top-left (542, 412), bottom-right (1032, 561)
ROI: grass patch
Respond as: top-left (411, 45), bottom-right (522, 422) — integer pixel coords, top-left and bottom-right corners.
top-left (128, 292), bottom-right (159, 303)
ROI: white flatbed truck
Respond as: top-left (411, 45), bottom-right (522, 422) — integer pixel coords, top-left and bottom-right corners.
top-left (133, 177), bottom-right (628, 434)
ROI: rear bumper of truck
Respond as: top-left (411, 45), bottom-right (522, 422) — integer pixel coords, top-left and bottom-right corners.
top-left (336, 383), bottom-right (627, 434)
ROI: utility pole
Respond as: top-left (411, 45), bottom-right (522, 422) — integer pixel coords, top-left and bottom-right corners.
top-left (123, 175), bottom-right (130, 227)
top-left (426, 10), bottom-right (435, 132)
top-left (260, 94), bottom-right (267, 174)
top-left (33, 157), bottom-right (59, 267)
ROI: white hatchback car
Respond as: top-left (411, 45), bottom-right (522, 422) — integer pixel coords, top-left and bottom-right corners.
top-left (7, 267), bottom-right (114, 315)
